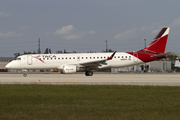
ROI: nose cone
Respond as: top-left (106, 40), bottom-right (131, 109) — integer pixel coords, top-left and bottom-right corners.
top-left (5, 62), bottom-right (11, 69)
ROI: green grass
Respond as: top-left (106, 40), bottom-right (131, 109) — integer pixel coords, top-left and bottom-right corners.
top-left (1, 85), bottom-right (180, 120)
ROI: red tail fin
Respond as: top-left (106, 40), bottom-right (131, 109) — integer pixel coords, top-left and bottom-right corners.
top-left (140, 27), bottom-right (170, 53)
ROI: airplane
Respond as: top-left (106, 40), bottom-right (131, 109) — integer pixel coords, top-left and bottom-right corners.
top-left (175, 58), bottom-right (180, 67)
top-left (6, 27), bottom-right (171, 77)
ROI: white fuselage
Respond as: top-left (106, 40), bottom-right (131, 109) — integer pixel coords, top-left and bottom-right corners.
top-left (6, 52), bottom-right (143, 70)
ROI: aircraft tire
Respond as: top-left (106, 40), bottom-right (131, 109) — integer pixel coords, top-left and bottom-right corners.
top-left (85, 71), bottom-right (93, 76)
top-left (23, 73), bottom-right (27, 77)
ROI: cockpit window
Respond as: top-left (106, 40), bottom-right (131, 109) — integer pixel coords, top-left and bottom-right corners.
top-left (16, 58), bottom-right (21, 60)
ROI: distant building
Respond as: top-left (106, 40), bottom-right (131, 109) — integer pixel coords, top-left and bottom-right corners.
top-left (0, 57), bottom-right (14, 72)
top-left (0, 57), bottom-right (14, 62)
top-left (111, 60), bottom-right (171, 73)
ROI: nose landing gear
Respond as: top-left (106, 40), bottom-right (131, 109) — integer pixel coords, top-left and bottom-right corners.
top-left (22, 69), bottom-right (27, 77)
top-left (23, 72), bottom-right (27, 77)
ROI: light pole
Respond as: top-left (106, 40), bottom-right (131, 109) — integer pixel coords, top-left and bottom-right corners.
top-left (144, 39), bottom-right (146, 49)
top-left (105, 40), bottom-right (107, 52)
top-left (144, 39), bottom-right (146, 72)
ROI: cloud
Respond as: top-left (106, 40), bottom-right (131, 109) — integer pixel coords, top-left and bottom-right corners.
top-left (0, 12), bottom-right (11, 17)
top-left (19, 25), bottom-right (30, 30)
top-left (140, 18), bottom-right (180, 34)
top-left (140, 23), bottom-right (159, 31)
top-left (54, 25), bottom-right (74, 35)
top-left (63, 30), bottom-right (96, 40)
top-left (0, 31), bottom-right (22, 38)
top-left (169, 17), bottom-right (180, 29)
top-left (88, 30), bottom-right (96, 34)
top-left (113, 23), bottom-right (165, 40)
top-left (45, 31), bottom-right (50, 34)
top-left (151, 29), bottom-right (161, 35)
top-left (54, 25), bottom-right (96, 40)
top-left (114, 28), bottom-right (137, 40)
top-left (140, 23), bottom-right (165, 35)
top-left (63, 34), bottom-right (82, 40)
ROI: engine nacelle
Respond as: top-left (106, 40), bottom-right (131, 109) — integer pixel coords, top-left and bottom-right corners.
top-left (61, 65), bottom-right (77, 74)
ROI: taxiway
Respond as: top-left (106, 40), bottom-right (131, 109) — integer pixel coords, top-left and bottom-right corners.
top-left (0, 73), bottom-right (180, 86)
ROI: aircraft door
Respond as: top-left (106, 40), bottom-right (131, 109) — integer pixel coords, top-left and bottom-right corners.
top-left (27, 55), bottom-right (33, 65)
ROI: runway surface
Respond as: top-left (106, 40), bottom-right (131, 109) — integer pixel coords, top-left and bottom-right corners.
top-left (0, 73), bottom-right (180, 86)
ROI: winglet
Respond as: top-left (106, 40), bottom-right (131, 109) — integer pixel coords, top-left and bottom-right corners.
top-left (107, 51), bottom-right (116, 60)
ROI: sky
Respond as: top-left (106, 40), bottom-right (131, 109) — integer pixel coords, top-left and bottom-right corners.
top-left (0, 0), bottom-right (180, 57)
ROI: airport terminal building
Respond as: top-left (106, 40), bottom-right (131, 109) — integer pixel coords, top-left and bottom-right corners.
top-left (0, 57), bottom-right (14, 72)
top-left (111, 60), bottom-right (172, 73)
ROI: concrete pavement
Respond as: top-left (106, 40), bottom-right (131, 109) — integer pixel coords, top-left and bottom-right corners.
top-left (0, 73), bottom-right (180, 86)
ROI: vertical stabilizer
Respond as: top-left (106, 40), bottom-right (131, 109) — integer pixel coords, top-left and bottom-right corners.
top-left (143, 27), bottom-right (170, 53)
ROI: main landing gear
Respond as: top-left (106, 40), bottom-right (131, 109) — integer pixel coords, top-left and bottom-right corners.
top-left (85, 71), bottom-right (93, 76)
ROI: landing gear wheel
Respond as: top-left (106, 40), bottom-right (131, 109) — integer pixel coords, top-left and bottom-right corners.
top-left (23, 73), bottom-right (27, 77)
top-left (85, 71), bottom-right (93, 76)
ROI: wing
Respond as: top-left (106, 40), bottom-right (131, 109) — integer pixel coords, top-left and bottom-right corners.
top-left (78, 51), bottom-right (116, 67)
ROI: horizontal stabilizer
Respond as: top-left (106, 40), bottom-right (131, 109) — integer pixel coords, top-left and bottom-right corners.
top-left (152, 52), bottom-right (173, 58)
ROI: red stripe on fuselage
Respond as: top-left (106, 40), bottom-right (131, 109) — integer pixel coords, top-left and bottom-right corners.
top-left (127, 52), bottom-right (165, 63)
top-left (32, 56), bottom-right (45, 63)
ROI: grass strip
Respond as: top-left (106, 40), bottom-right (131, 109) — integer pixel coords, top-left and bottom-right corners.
top-left (0, 85), bottom-right (180, 120)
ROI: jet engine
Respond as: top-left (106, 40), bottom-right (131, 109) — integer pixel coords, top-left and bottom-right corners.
top-left (61, 65), bottom-right (77, 74)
